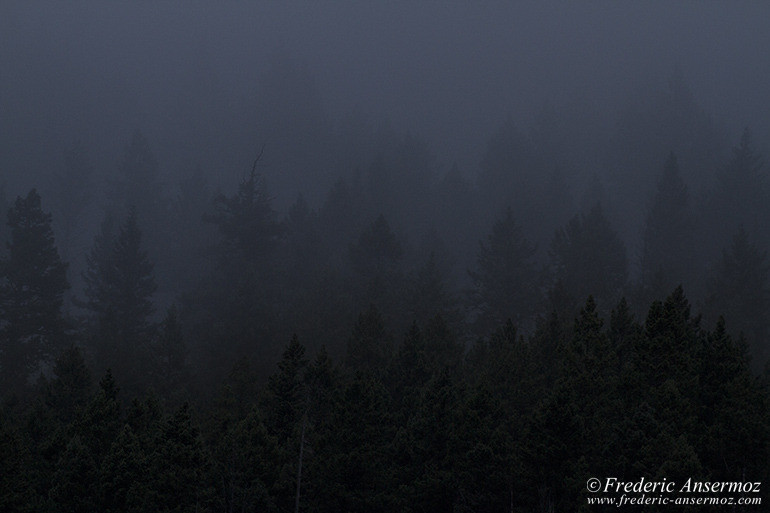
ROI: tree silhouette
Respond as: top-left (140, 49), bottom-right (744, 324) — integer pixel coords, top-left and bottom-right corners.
top-left (0, 189), bottom-right (69, 394)
top-left (469, 207), bottom-right (540, 333)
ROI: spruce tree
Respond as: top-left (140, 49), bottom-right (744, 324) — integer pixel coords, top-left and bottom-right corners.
top-left (549, 203), bottom-right (628, 312)
top-left (639, 152), bottom-right (694, 302)
top-left (349, 214), bottom-right (404, 316)
top-left (703, 228), bottom-right (770, 365)
top-left (344, 305), bottom-right (392, 375)
top-left (469, 207), bottom-right (540, 333)
top-left (705, 128), bottom-right (769, 254)
top-left (0, 189), bottom-right (69, 394)
top-left (82, 209), bottom-right (157, 389)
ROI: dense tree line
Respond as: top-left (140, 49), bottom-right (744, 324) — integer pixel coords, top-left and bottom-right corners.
top-left (1, 75), bottom-right (770, 510)
top-left (0, 289), bottom-right (768, 511)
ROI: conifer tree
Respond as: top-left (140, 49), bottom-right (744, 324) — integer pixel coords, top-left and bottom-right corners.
top-left (549, 203), bottom-right (628, 312)
top-left (703, 228), bottom-right (770, 365)
top-left (0, 415), bottom-right (35, 512)
top-left (53, 141), bottom-right (95, 263)
top-left (406, 252), bottom-right (458, 328)
top-left (82, 209), bottom-right (157, 385)
top-left (46, 345), bottom-right (92, 424)
top-left (344, 305), bottom-right (392, 375)
top-left (0, 189), bottom-right (69, 393)
top-left (149, 403), bottom-right (211, 512)
top-left (49, 434), bottom-right (99, 512)
top-left (697, 318), bottom-right (768, 481)
top-left (205, 161), bottom-right (282, 262)
top-left (111, 130), bottom-right (166, 225)
top-left (469, 207), bottom-right (540, 333)
top-left (152, 305), bottom-right (188, 397)
top-left (100, 424), bottom-right (150, 512)
top-left (263, 335), bottom-right (308, 439)
top-left (705, 128), bottom-right (769, 254)
top-left (640, 152), bottom-right (694, 301)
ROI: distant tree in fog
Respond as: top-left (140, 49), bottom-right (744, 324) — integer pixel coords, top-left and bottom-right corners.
top-left (703, 228), bottom-right (770, 366)
top-left (52, 141), bottom-right (94, 262)
top-left (550, 203), bottom-right (628, 311)
top-left (111, 130), bottom-right (166, 222)
top-left (349, 214), bottom-right (405, 322)
top-left (469, 207), bottom-right (540, 333)
top-left (0, 189), bottom-right (69, 392)
top-left (705, 128), bottom-right (769, 254)
top-left (204, 163), bottom-right (283, 263)
top-left (82, 209), bottom-right (157, 386)
top-left (639, 152), bottom-right (694, 302)
top-left (407, 252), bottom-right (459, 329)
top-left (607, 71), bottom-right (727, 236)
top-left (477, 117), bottom-right (537, 219)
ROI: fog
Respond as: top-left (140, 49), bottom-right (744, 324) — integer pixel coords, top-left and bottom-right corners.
top-left (4, 2), bottom-right (769, 193)
top-left (5, 4), bottom-right (770, 509)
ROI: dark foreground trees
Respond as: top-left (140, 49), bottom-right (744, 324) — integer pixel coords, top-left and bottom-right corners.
top-left (1, 287), bottom-right (768, 512)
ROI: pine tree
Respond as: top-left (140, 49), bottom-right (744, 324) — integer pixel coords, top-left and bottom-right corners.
top-left (348, 215), bottom-right (405, 325)
top-left (194, 161), bottom-right (284, 381)
top-left (81, 212), bottom-right (117, 316)
top-left (82, 209), bottom-right (157, 386)
top-left (469, 207), bottom-right (540, 333)
top-left (0, 415), bottom-right (35, 512)
top-left (53, 141), bottom-right (95, 263)
top-left (152, 305), bottom-right (188, 398)
top-left (149, 403), bottom-right (210, 512)
top-left (111, 130), bottom-right (166, 224)
top-left (703, 228), bottom-right (770, 365)
top-left (263, 335), bottom-right (308, 439)
top-left (549, 203), bottom-right (628, 312)
top-left (204, 162), bottom-right (282, 262)
top-left (100, 424), bottom-right (151, 512)
top-left (46, 345), bottom-right (92, 424)
top-left (349, 214), bottom-right (403, 277)
top-left (345, 305), bottom-right (392, 375)
top-left (697, 318), bottom-right (768, 481)
top-left (639, 152), bottom-right (694, 302)
top-left (260, 336), bottom-right (311, 512)
top-left (76, 371), bottom-right (122, 465)
top-left (406, 252), bottom-right (458, 329)
top-left (49, 434), bottom-right (100, 512)
top-left (705, 128), bottom-right (769, 254)
top-left (0, 189), bottom-right (69, 394)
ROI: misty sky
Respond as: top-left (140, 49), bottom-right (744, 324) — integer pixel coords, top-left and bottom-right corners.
top-left (2, 2), bottom-right (770, 205)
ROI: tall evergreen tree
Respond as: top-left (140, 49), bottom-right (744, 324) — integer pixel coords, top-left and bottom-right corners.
top-left (406, 252), bottom-right (458, 329)
top-left (82, 209), bottom-right (157, 385)
top-left (705, 128), bottom-right (769, 254)
top-left (0, 190), bottom-right (69, 394)
top-left (111, 130), bottom-right (166, 223)
top-left (192, 160), bottom-right (285, 381)
top-left (639, 152), bottom-right (695, 302)
top-left (204, 162), bottom-right (283, 262)
top-left (152, 305), bottom-right (188, 399)
top-left (144, 403), bottom-right (211, 512)
top-left (697, 318), bottom-right (768, 481)
top-left (348, 214), bottom-right (405, 323)
top-left (345, 305), bottom-right (392, 376)
top-left (469, 207), bottom-right (540, 333)
top-left (45, 345), bottom-right (92, 424)
top-left (549, 203), bottom-right (628, 312)
top-left (52, 141), bottom-right (95, 265)
top-left (703, 228), bottom-right (770, 365)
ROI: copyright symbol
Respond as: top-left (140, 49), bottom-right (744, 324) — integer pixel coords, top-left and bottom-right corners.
top-left (587, 478), bottom-right (601, 493)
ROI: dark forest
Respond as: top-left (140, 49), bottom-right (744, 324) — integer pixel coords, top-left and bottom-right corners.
top-left (2, 2), bottom-right (770, 511)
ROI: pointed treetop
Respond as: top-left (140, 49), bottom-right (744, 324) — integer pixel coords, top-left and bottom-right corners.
top-left (99, 370), bottom-right (119, 402)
